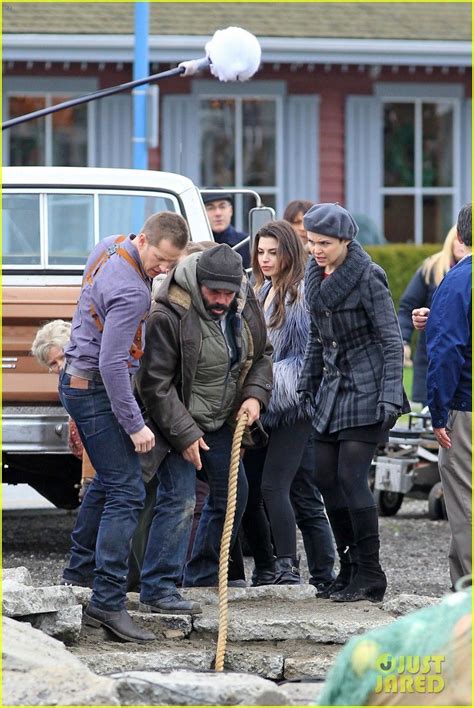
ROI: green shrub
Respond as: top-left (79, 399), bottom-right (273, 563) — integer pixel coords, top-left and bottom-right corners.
top-left (364, 244), bottom-right (440, 310)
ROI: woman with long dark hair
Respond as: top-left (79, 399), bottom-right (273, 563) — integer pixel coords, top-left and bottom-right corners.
top-left (298, 203), bottom-right (409, 602)
top-left (242, 220), bottom-right (335, 586)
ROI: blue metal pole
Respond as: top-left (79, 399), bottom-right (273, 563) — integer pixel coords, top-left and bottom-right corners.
top-left (132, 2), bottom-right (149, 170)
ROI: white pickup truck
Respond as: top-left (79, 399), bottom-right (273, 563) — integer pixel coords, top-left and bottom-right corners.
top-left (2, 166), bottom-right (272, 507)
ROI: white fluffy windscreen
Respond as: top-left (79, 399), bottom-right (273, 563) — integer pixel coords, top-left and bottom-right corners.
top-left (205, 27), bottom-right (262, 82)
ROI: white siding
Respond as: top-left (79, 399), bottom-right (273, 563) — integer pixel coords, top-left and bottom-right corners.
top-left (284, 95), bottom-right (320, 204)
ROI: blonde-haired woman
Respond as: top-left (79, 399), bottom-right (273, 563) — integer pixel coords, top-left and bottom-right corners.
top-left (32, 319), bottom-right (95, 501)
top-left (398, 226), bottom-right (465, 404)
top-left (31, 319), bottom-right (71, 373)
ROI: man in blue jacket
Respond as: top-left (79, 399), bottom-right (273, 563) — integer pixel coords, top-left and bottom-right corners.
top-left (426, 202), bottom-right (472, 589)
top-left (202, 191), bottom-right (251, 268)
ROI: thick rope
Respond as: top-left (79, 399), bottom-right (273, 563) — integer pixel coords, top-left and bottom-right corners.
top-left (215, 411), bottom-right (249, 672)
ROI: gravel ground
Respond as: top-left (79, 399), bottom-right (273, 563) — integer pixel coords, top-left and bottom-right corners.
top-left (3, 498), bottom-right (451, 598)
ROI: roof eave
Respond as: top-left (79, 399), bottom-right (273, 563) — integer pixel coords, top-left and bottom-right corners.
top-left (3, 34), bottom-right (471, 67)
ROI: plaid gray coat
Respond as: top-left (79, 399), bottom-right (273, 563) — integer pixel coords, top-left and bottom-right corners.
top-left (298, 241), bottom-right (408, 434)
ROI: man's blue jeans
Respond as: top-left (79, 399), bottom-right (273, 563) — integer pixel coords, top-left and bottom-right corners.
top-left (59, 370), bottom-right (145, 611)
top-left (140, 424), bottom-right (248, 602)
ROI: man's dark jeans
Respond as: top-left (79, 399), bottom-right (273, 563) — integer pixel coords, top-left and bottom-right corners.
top-left (59, 370), bottom-right (145, 611)
top-left (140, 424), bottom-right (248, 602)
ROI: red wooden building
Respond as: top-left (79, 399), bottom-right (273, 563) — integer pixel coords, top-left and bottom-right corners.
top-left (3, 2), bottom-right (471, 243)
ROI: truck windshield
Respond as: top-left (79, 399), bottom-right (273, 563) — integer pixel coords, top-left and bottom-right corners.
top-left (2, 189), bottom-right (179, 270)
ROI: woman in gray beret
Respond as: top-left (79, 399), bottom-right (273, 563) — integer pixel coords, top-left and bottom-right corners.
top-left (297, 203), bottom-right (409, 603)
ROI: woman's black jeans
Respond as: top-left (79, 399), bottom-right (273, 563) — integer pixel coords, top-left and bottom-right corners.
top-left (242, 421), bottom-right (335, 584)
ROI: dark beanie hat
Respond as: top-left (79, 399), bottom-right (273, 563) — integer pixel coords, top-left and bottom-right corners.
top-left (201, 191), bottom-right (233, 205)
top-left (303, 202), bottom-right (359, 241)
top-left (196, 244), bottom-right (243, 293)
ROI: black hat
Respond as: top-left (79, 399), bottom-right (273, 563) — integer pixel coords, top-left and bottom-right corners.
top-left (201, 191), bottom-right (233, 205)
top-left (303, 202), bottom-right (359, 241)
top-left (196, 244), bottom-right (243, 293)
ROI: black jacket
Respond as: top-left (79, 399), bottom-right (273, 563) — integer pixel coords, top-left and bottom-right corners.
top-left (398, 267), bottom-right (438, 403)
top-left (298, 241), bottom-right (409, 434)
top-left (214, 225), bottom-right (250, 269)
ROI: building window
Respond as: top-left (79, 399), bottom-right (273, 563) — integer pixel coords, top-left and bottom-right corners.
top-left (7, 93), bottom-right (89, 167)
top-left (199, 96), bottom-right (280, 227)
top-left (382, 99), bottom-right (458, 244)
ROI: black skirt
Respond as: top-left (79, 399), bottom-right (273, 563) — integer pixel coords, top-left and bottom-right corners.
top-left (312, 422), bottom-right (388, 444)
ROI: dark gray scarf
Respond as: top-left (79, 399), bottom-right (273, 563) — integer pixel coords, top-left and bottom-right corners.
top-left (305, 240), bottom-right (371, 309)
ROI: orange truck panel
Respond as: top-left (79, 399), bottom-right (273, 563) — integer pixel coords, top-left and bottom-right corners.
top-left (2, 286), bottom-right (80, 403)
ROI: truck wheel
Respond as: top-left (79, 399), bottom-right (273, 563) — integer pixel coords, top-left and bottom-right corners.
top-left (428, 482), bottom-right (447, 520)
top-left (374, 489), bottom-right (404, 516)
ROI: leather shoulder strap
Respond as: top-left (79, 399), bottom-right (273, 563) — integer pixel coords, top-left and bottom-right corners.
top-left (82, 235), bottom-right (127, 287)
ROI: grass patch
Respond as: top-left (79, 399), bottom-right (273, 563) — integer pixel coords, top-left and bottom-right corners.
top-left (403, 366), bottom-right (413, 400)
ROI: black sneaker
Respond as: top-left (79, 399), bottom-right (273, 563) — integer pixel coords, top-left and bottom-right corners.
top-left (313, 581), bottom-right (336, 599)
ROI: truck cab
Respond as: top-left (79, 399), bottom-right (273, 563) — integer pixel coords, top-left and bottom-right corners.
top-left (2, 166), bottom-right (213, 507)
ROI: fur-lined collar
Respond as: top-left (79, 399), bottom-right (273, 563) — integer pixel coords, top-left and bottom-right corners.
top-left (155, 254), bottom-right (249, 318)
top-left (306, 240), bottom-right (371, 309)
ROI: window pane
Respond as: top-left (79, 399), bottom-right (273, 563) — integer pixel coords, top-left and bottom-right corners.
top-left (383, 103), bottom-right (415, 187)
top-left (99, 194), bottom-right (177, 241)
top-left (48, 194), bottom-right (94, 265)
top-left (422, 195), bottom-right (453, 243)
top-left (422, 103), bottom-right (453, 187)
top-left (383, 195), bottom-right (415, 243)
top-left (2, 194), bottom-right (41, 265)
top-left (52, 97), bottom-right (88, 167)
top-left (199, 99), bottom-right (235, 186)
top-left (8, 96), bottom-right (46, 166)
top-left (242, 100), bottom-right (276, 187)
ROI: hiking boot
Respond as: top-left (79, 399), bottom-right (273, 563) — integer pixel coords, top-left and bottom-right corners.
top-left (84, 605), bottom-right (155, 642)
top-left (139, 591), bottom-right (202, 615)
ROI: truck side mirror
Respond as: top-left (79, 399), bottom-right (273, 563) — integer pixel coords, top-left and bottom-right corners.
top-left (248, 206), bottom-right (275, 251)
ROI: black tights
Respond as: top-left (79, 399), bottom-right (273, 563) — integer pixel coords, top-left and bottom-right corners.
top-left (243, 420), bottom-right (313, 558)
top-left (312, 439), bottom-right (376, 512)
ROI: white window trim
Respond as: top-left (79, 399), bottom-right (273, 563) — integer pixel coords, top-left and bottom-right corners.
top-left (3, 77), bottom-right (98, 167)
top-left (375, 83), bottom-right (463, 244)
top-left (192, 80), bottom-right (285, 222)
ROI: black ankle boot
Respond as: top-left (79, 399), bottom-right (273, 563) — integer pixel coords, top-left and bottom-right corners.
top-left (251, 558), bottom-right (277, 586)
top-left (331, 506), bottom-right (387, 603)
top-left (274, 556), bottom-right (301, 585)
top-left (317, 508), bottom-right (357, 598)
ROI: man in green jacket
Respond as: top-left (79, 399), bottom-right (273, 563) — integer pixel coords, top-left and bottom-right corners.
top-left (135, 244), bottom-right (273, 614)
